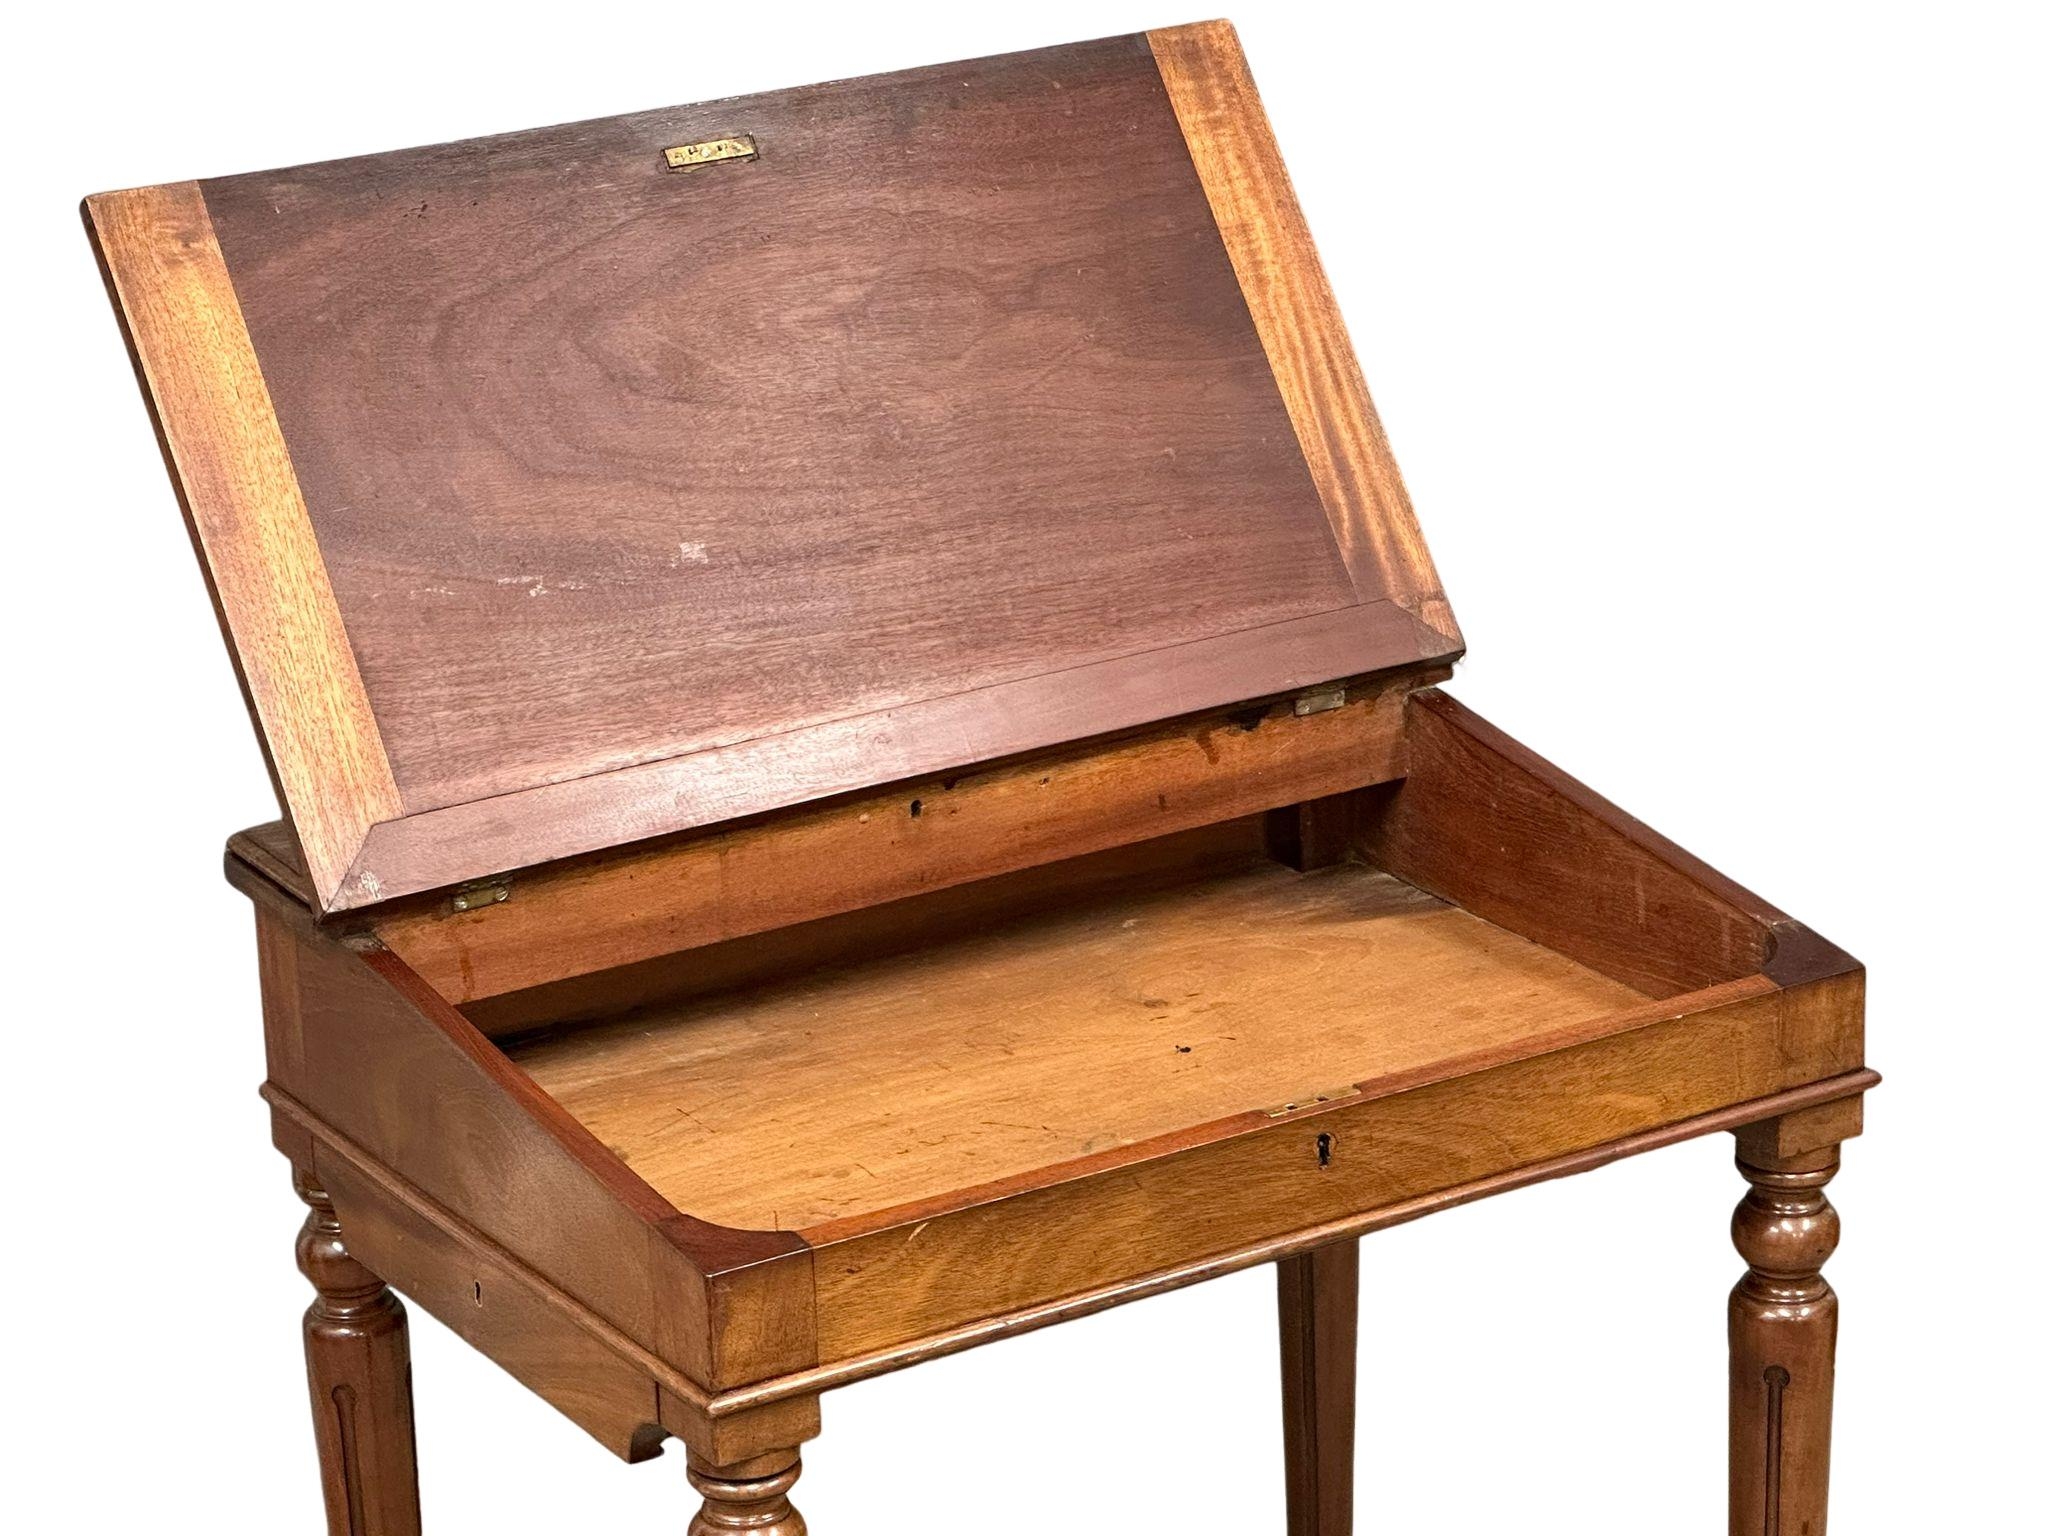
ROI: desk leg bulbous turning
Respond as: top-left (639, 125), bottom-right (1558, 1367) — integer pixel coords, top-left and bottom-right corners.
top-left (1729, 1144), bottom-right (1841, 1536)
top-left (688, 1449), bottom-right (808, 1536)
top-left (295, 1169), bottom-right (423, 1536)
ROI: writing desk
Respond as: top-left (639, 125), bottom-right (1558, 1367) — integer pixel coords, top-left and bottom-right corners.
top-left (86, 21), bottom-right (1868, 1534)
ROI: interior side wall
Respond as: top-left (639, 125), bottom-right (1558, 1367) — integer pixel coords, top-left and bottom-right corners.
top-left (1346, 691), bottom-right (1778, 996)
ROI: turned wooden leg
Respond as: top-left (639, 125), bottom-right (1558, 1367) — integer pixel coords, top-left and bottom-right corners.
top-left (1729, 1143), bottom-right (1840, 1536)
top-left (1278, 1239), bottom-right (1359, 1536)
top-left (688, 1448), bottom-right (807, 1536)
top-left (296, 1169), bottom-right (422, 1536)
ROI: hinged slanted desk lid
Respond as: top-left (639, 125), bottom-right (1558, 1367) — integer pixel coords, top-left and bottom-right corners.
top-left (88, 21), bottom-right (1458, 914)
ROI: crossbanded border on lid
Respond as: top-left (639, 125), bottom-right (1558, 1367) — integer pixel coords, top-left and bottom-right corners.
top-left (87, 22), bottom-right (1457, 913)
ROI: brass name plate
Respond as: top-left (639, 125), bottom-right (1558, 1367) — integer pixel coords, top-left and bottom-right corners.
top-left (663, 135), bottom-right (758, 171)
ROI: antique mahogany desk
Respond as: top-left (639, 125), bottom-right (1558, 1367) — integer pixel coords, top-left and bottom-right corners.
top-left (85, 21), bottom-right (1870, 1535)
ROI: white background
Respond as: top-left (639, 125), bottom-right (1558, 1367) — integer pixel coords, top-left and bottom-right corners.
top-left (6, 2), bottom-right (2042, 1530)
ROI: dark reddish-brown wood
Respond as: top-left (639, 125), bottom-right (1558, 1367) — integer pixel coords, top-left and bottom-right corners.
top-left (1279, 1241), bottom-right (1358, 1536)
top-left (296, 1171), bottom-right (422, 1536)
top-left (200, 33), bottom-right (1349, 814)
top-left (91, 29), bottom-right (1459, 914)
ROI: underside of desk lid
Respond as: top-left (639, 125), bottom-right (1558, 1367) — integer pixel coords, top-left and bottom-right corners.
top-left (87, 20), bottom-right (1459, 914)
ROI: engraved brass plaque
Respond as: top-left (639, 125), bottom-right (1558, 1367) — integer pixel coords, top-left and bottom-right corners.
top-left (663, 135), bottom-right (758, 171)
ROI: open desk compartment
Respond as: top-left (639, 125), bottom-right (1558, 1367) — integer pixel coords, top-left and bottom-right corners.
top-left (234, 684), bottom-right (1864, 1457)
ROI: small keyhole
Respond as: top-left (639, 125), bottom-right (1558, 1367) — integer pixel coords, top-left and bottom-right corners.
top-left (473, 1280), bottom-right (483, 1306)
top-left (1316, 1132), bottom-right (1334, 1168)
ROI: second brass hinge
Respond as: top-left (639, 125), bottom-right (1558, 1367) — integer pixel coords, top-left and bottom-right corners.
top-left (1264, 1085), bottom-right (1361, 1118)
top-left (1293, 684), bottom-right (1347, 717)
top-left (449, 877), bottom-right (512, 914)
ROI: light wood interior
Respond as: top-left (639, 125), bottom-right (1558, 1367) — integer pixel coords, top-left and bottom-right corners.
top-left (509, 829), bottom-right (1647, 1235)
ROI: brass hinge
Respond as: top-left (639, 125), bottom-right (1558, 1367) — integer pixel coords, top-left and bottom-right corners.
top-left (449, 877), bottom-right (512, 914)
top-left (1264, 1084), bottom-right (1361, 1117)
top-left (1293, 684), bottom-right (1347, 717)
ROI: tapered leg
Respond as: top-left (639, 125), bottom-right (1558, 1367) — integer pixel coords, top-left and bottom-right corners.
top-left (688, 1448), bottom-right (807, 1536)
top-left (1729, 1144), bottom-right (1841, 1536)
top-left (295, 1169), bottom-right (422, 1536)
top-left (1278, 1239), bottom-right (1359, 1536)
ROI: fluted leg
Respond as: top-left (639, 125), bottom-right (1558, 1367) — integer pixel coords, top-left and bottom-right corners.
top-left (1278, 1239), bottom-right (1358, 1536)
top-left (688, 1449), bottom-right (807, 1536)
top-left (1729, 1145), bottom-right (1840, 1536)
top-left (296, 1169), bottom-right (422, 1536)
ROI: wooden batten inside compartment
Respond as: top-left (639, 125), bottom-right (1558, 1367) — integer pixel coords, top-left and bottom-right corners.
top-left (232, 668), bottom-right (1444, 1013)
top-left (225, 677), bottom-right (1847, 1042)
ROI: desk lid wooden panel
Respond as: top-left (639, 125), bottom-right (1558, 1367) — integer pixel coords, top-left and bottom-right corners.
top-left (87, 20), bottom-right (1458, 914)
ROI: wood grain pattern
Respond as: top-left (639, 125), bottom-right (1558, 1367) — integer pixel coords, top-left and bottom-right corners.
top-left (1355, 691), bottom-right (1829, 996)
top-left (365, 676), bottom-right (1431, 1007)
top-left (1736, 1096), bottom-right (1862, 1165)
top-left (250, 889), bottom-right (811, 1389)
top-left (333, 603), bottom-right (1441, 912)
top-left (98, 31), bottom-right (1467, 913)
top-left (510, 850), bottom-right (1647, 1231)
top-left (1151, 21), bottom-right (1459, 646)
top-left (84, 182), bottom-right (399, 906)
top-left (258, 891), bottom-right (1866, 1422)
top-left (467, 816), bottom-right (1285, 1035)
top-left (692, 1073), bottom-right (1875, 1411)
top-left (803, 972), bottom-right (1861, 1361)
top-left (201, 33), bottom-right (1355, 819)
top-left (231, 683), bottom-right (1865, 1405)
top-left (313, 1151), bottom-right (668, 1463)
top-left (276, 1090), bottom-right (822, 1467)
